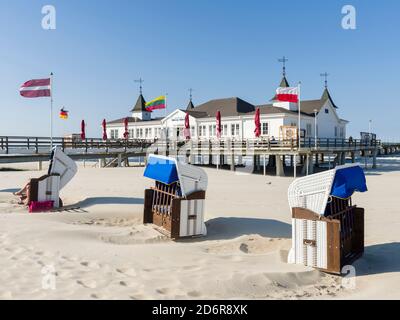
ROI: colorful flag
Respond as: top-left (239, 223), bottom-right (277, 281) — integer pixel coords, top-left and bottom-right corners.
top-left (102, 119), bottom-right (108, 140)
top-left (123, 117), bottom-right (129, 139)
top-left (20, 78), bottom-right (51, 98)
top-left (254, 108), bottom-right (261, 138)
top-left (59, 108), bottom-right (68, 120)
top-left (216, 111), bottom-right (222, 139)
top-left (81, 120), bottom-right (86, 140)
top-left (184, 113), bottom-right (191, 140)
top-left (276, 87), bottom-right (299, 103)
top-left (145, 96), bottom-right (166, 111)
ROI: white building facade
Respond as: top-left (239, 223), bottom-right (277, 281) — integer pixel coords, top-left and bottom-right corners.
top-left (106, 77), bottom-right (348, 142)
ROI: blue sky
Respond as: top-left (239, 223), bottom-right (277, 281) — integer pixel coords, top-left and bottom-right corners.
top-left (0, 0), bottom-right (399, 140)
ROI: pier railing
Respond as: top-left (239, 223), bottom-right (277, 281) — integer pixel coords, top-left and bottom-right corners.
top-left (189, 137), bottom-right (381, 153)
top-left (0, 135), bottom-right (383, 156)
top-left (0, 136), bottom-right (155, 154)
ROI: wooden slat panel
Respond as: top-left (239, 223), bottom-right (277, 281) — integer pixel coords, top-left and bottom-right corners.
top-left (143, 189), bottom-right (154, 224)
top-left (326, 219), bottom-right (341, 274)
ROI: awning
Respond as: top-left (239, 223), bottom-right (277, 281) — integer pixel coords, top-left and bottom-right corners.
top-left (331, 165), bottom-right (367, 199)
top-left (143, 156), bottom-right (179, 185)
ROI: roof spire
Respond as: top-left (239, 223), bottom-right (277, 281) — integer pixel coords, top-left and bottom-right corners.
top-left (320, 72), bottom-right (329, 89)
top-left (320, 73), bottom-right (338, 109)
top-left (278, 56), bottom-right (288, 77)
top-left (186, 88), bottom-right (195, 110)
top-left (134, 78), bottom-right (144, 95)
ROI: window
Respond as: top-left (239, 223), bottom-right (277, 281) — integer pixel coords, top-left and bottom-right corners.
top-left (129, 129), bottom-right (134, 138)
top-left (198, 125), bottom-right (206, 137)
top-left (261, 122), bottom-right (269, 136)
top-left (306, 124), bottom-right (312, 137)
top-left (136, 128), bottom-right (143, 138)
top-left (222, 124), bottom-right (228, 136)
top-left (335, 126), bottom-right (338, 137)
top-left (231, 124), bottom-right (240, 136)
top-left (325, 109), bottom-right (329, 114)
top-left (340, 127), bottom-right (344, 138)
top-left (110, 129), bottom-right (119, 139)
top-left (176, 127), bottom-right (184, 138)
top-left (209, 125), bottom-right (216, 137)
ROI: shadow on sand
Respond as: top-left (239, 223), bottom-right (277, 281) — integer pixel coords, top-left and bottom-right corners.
top-left (354, 242), bottom-right (400, 276)
top-left (187, 217), bottom-right (291, 242)
top-left (73, 197), bottom-right (144, 208)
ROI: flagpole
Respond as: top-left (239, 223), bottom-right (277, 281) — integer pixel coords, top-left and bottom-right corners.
top-left (164, 93), bottom-right (168, 148)
top-left (165, 93), bottom-right (168, 118)
top-left (298, 81), bottom-right (301, 151)
top-left (50, 72), bottom-right (54, 150)
top-left (165, 93), bottom-right (168, 139)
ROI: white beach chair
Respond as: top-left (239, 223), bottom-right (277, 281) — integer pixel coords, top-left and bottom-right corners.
top-left (287, 164), bottom-right (367, 273)
top-left (143, 154), bottom-right (208, 239)
top-left (28, 148), bottom-right (77, 208)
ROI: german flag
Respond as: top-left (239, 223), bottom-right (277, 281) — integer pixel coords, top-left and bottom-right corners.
top-left (59, 108), bottom-right (69, 120)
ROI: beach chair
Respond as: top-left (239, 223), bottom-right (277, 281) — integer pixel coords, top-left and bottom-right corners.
top-left (143, 154), bottom-right (208, 239)
top-left (287, 164), bottom-right (368, 274)
top-left (27, 147), bottom-right (77, 208)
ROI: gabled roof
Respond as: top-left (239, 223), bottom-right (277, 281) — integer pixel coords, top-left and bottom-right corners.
top-left (256, 104), bottom-right (315, 117)
top-left (107, 116), bottom-right (163, 124)
top-left (193, 97), bottom-right (256, 117)
top-left (130, 94), bottom-right (147, 112)
top-left (185, 110), bottom-right (209, 118)
top-left (321, 88), bottom-right (338, 109)
top-left (186, 100), bottom-right (195, 110)
top-left (296, 100), bottom-right (326, 114)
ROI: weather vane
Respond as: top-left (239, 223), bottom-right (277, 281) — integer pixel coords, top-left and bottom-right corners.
top-left (278, 56), bottom-right (288, 77)
top-left (320, 72), bottom-right (329, 88)
top-left (188, 88), bottom-right (194, 102)
top-left (134, 78), bottom-right (144, 95)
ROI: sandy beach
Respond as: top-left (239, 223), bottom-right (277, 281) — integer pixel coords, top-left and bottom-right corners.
top-left (0, 156), bottom-right (399, 300)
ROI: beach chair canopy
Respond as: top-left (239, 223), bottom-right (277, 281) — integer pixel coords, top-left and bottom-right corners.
top-left (331, 165), bottom-right (367, 199)
top-left (144, 154), bottom-right (208, 197)
top-left (288, 164), bottom-right (367, 216)
top-left (48, 147), bottom-right (78, 190)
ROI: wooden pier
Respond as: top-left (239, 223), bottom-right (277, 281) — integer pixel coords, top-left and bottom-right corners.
top-left (178, 137), bottom-right (385, 177)
top-left (0, 136), bottom-right (154, 167)
top-left (0, 135), bottom-right (399, 176)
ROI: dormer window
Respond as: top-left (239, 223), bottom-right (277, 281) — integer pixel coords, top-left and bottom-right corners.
top-left (325, 109), bottom-right (329, 114)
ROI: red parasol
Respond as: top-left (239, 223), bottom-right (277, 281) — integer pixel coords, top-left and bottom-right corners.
top-left (216, 111), bottom-right (222, 139)
top-left (254, 108), bottom-right (261, 138)
top-left (184, 112), bottom-right (191, 140)
top-left (102, 119), bottom-right (107, 140)
top-left (123, 117), bottom-right (129, 139)
top-left (80, 120), bottom-right (86, 140)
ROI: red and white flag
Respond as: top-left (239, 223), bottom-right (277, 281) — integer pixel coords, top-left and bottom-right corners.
top-left (276, 87), bottom-right (299, 103)
top-left (19, 78), bottom-right (51, 98)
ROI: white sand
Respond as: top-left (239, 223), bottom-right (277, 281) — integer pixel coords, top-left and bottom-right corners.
top-left (0, 157), bottom-right (399, 300)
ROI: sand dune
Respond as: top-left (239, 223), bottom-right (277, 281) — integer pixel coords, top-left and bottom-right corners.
top-left (0, 156), bottom-right (399, 299)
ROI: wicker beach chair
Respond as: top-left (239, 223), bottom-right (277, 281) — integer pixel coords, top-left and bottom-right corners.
top-left (27, 148), bottom-right (77, 209)
top-left (143, 154), bottom-right (208, 239)
top-left (287, 164), bottom-right (368, 273)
